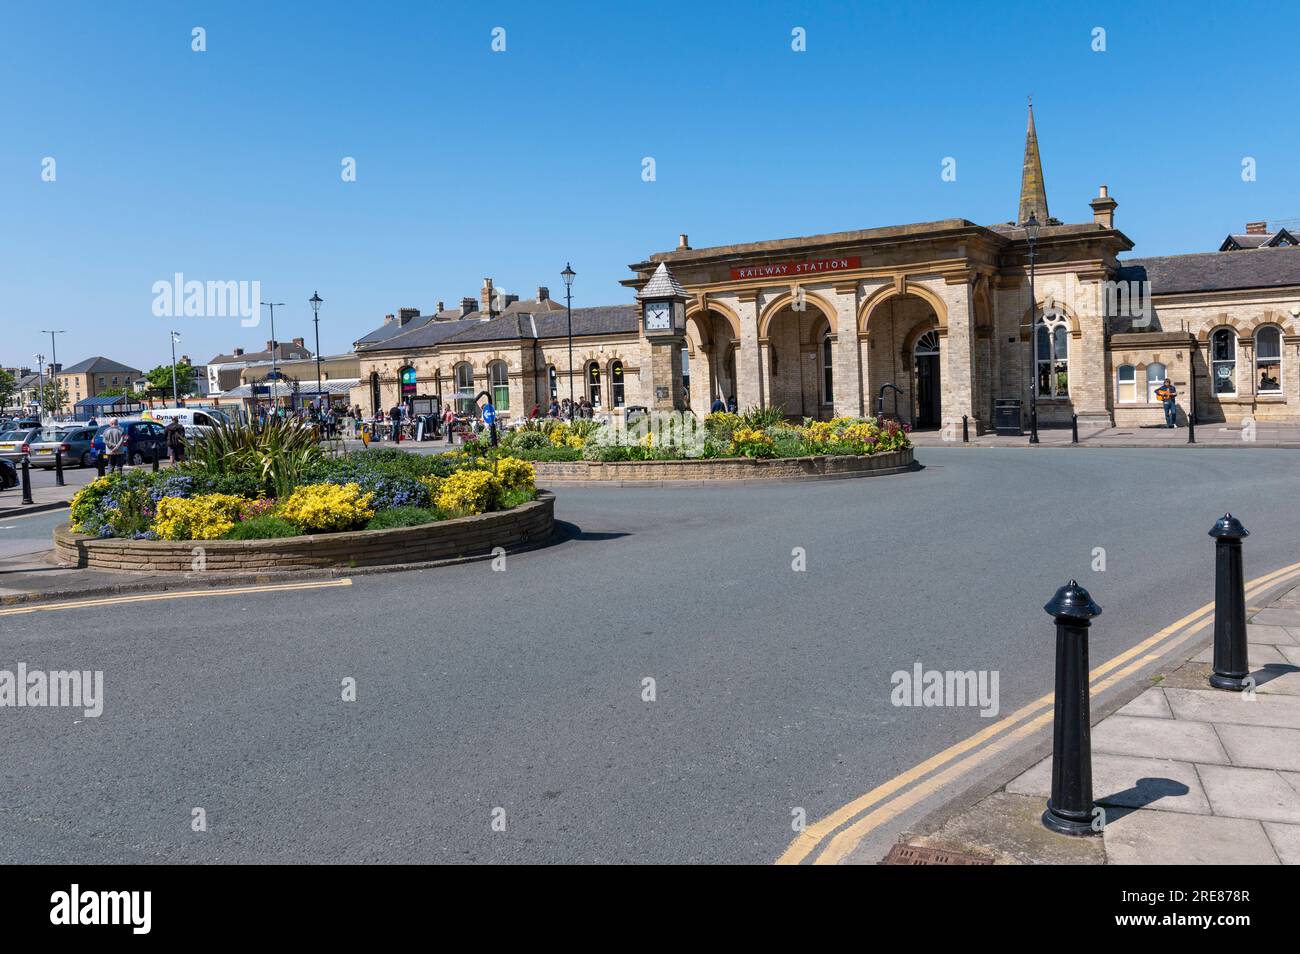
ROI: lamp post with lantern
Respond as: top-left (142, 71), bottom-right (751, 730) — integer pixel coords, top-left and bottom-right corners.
top-left (562, 263), bottom-right (576, 420)
top-left (1024, 212), bottom-right (1041, 444)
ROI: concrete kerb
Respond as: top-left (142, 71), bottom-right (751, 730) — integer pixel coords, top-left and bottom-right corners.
top-left (865, 566), bottom-right (1300, 862)
top-left (0, 500), bottom-right (71, 518)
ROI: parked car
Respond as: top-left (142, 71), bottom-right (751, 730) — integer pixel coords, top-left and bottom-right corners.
top-left (90, 420), bottom-right (168, 465)
top-left (0, 427), bottom-right (42, 463)
top-left (26, 426), bottom-right (101, 469)
top-left (0, 458), bottom-right (17, 490)
top-left (147, 407), bottom-right (231, 441)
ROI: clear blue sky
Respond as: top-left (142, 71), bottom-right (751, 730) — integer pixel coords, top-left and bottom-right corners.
top-left (2, 0), bottom-right (1297, 372)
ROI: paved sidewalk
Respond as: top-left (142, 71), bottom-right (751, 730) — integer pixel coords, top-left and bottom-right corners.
top-left (909, 420), bottom-right (1300, 448)
top-left (888, 583), bottom-right (1300, 864)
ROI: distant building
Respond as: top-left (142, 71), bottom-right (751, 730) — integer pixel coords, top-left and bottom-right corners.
top-left (56, 356), bottom-right (144, 407)
top-left (206, 338), bottom-right (313, 394)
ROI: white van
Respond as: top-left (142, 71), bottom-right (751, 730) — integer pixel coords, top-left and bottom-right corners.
top-left (147, 407), bottom-right (231, 440)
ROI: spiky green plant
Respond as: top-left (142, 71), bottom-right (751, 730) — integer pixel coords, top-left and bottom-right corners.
top-left (185, 418), bottom-right (323, 499)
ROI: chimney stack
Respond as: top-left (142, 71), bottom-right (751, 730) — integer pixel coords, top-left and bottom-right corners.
top-left (291, 337), bottom-right (305, 348)
top-left (266, 339), bottom-right (277, 352)
top-left (481, 277), bottom-right (494, 316)
top-left (436, 300), bottom-right (445, 313)
top-left (383, 313), bottom-right (395, 325)
top-left (536, 286), bottom-right (549, 302)
top-left (233, 348), bottom-right (244, 357)
top-left (1245, 221), bottom-right (1269, 235)
top-left (1089, 185), bottom-right (1117, 229)
top-left (398, 307), bottom-right (420, 326)
top-left (678, 233), bottom-right (691, 250)
top-left (460, 297), bottom-right (477, 317)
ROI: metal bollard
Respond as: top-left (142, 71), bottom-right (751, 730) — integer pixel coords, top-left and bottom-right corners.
top-left (961, 415), bottom-right (969, 443)
top-left (20, 456), bottom-right (34, 505)
top-left (1208, 514), bottom-right (1250, 690)
top-left (152, 454), bottom-right (160, 473)
top-left (1071, 413), bottom-right (1079, 444)
top-left (55, 447), bottom-right (65, 486)
top-left (1187, 411), bottom-right (1196, 444)
top-left (1029, 406), bottom-right (1040, 445)
top-left (1042, 579), bottom-right (1102, 837)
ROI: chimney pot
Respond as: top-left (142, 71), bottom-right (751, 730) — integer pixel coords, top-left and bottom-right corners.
top-left (678, 233), bottom-right (691, 250)
top-left (1089, 185), bottom-right (1117, 229)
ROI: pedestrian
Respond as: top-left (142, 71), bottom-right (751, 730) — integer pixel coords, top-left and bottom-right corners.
top-left (164, 417), bottom-right (186, 466)
top-left (442, 404), bottom-right (457, 444)
top-left (530, 403), bottom-right (540, 420)
top-left (710, 396), bottom-right (726, 414)
top-left (726, 394), bottom-right (738, 413)
top-left (1155, 377), bottom-right (1178, 428)
top-left (101, 418), bottom-right (126, 474)
top-left (389, 404), bottom-right (403, 443)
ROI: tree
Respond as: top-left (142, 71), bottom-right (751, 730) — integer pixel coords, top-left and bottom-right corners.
top-left (38, 380), bottom-right (69, 414)
top-left (0, 369), bottom-right (14, 410)
top-left (144, 361), bottom-right (195, 399)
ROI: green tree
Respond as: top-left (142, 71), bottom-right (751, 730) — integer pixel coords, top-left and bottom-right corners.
top-left (0, 369), bottom-right (15, 410)
top-left (145, 362), bottom-right (195, 398)
top-left (38, 380), bottom-right (69, 414)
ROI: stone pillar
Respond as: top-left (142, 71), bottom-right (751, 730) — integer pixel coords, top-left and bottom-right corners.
top-left (648, 338), bottom-right (685, 411)
top-left (734, 291), bottom-right (762, 410)
top-left (829, 282), bottom-right (862, 417)
top-left (1072, 280), bottom-right (1113, 428)
top-left (935, 277), bottom-right (981, 433)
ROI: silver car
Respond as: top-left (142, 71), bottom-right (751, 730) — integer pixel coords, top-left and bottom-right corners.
top-left (27, 426), bottom-right (101, 469)
top-left (0, 427), bottom-right (41, 463)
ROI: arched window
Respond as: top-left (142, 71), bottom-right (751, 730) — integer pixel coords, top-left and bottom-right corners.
top-left (681, 346), bottom-right (690, 393)
top-left (369, 371), bottom-right (381, 415)
top-left (586, 361), bottom-right (602, 407)
top-left (488, 360), bottom-right (509, 410)
top-left (1116, 364), bottom-right (1136, 403)
top-left (547, 365), bottom-right (557, 402)
top-left (821, 333), bottom-right (834, 404)
top-left (1145, 362), bottom-right (1167, 403)
top-left (455, 363), bottom-right (475, 414)
top-left (1256, 326), bottom-right (1282, 394)
top-left (1036, 323), bottom-right (1069, 397)
top-left (609, 360), bottom-right (625, 408)
top-left (1211, 328), bottom-right (1236, 395)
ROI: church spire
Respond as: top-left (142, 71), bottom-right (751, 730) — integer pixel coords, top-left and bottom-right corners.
top-left (1017, 100), bottom-right (1049, 225)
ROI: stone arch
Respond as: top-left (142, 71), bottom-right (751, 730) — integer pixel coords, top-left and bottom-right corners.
top-left (858, 280), bottom-right (949, 335)
top-left (686, 299), bottom-right (742, 343)
top-left (1017, 298), bottom-right (1083, 340)
top-left (758, 289), bottom-right (838, 340)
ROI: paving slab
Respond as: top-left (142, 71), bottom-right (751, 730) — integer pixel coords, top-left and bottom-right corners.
top-left (1114, 688), bottom-right (1172, 720)
top-left (1252, 607), bottom-right (1300, 627)
top-left (1091, 715), bottom-right (1228, 764)
top-left (1262, 822), bottom-right (1300, 864)
top-left (1008, 753), bottom-right (1211, 815)
top-left (1215, 724), bottom-right (1300, 772)
top-left (1191, 642), bottom-right (1289, 665)
top-left (1247, 624), bottom-right (1298, 645)
top-left (1281, 645), bottom-right (1300, 667)
top-left (1103, 811), bottom-right (1278, 865)
top-left (906, 791), bottom-right (1104, 865)
top-left (1255, 666), bottom-right (1300, 696)
top-left (1165, 687), bottom-right (1300, 729)
top-left (1196, 764), bottom-right (1300, 824)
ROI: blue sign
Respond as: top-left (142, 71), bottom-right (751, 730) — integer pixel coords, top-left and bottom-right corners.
top-left (482, 403), bottom-right (496, 425)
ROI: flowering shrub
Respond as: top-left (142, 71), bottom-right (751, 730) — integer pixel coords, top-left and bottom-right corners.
top-left (147, 473), bottom-right (197, 503)
top-left (492, 457), bottom-right (535, 492)
top-left (279, 482), bottom-right (375, 533)
top-left (434, 469), bottom-right (502, 515)
top-left (153, 493), bottom-right (244, 541)
top-left (237, 497), bottom-right (279, 521)
top-left (729, 427), bottom-right (776, 458)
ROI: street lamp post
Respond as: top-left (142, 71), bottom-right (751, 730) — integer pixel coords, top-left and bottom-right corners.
top-left (34, 353), bottom-right (45, 417)
top-left (41, 329), bottom-right (66, 415)
top-left (169, 330), bottom-right (182, 405)
top-left (1024, 213), bottom-right (1041, 444)
top-left (260, 300), bottom-right (286, 407)
top-left (561, 263), bottom-right (576, 421)
top-left (309, 292), bottom-right (324, 410)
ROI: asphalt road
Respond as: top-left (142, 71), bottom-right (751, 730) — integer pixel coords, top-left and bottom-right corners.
top-left (2, 447), bottom-right (1299, 863)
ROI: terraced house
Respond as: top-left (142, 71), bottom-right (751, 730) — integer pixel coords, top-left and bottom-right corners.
top-left (356, 106), bottom-right (1300, 430)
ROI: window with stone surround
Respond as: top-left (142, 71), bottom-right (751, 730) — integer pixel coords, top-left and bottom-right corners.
top-left (609, 360), bottom-right (625, 408)
top-left (1256, 326), bottom-right (1282, 395)
top-left (1211, 328), bottom-right (1236, 396)
top-left (1116, 364), bottom-right (1136, 403)
top-left (586, 361), bottom-right (602, 408)
top-left (1146, 362), bottom-right (1167, 403)
top-left (455, 362), bottom-right (475, 414)
top-left (821, 333), bottom-right (833, 405)
top-left (488, 360), bottom-right (509, 411)
top-left (1036, 322), bottom-right (1069, 398)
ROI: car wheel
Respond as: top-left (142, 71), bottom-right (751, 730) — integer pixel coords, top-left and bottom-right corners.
top-left (131, 451), bottom-right (145, 466)
top-left (81, 451), bottom-right (94, 468)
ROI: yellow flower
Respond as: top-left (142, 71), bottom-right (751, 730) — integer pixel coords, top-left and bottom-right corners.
top-left (279, 482), bottom-right (375, 532)
top-left (492, 457), bottom-right (536, 492)
top-left (153, 493), bottom-right (245, 541)
top-left (434, 469), bottom-right (502, 515)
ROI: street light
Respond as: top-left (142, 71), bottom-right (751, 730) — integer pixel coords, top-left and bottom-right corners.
top-left (34, 353), bottom-right (45, 417)
top-left (41, 329), bottom-right (66, 415)
top-left (1024, 212), bottom-right (1041, 444)
top-left (260, 300), bottom-right (286, 408)
top-left (562, 263), bottom-right (576, 421)
top-left (309, 291), bottom-right (324, 411)
top-left (169, 330), bottom-right (182, 405)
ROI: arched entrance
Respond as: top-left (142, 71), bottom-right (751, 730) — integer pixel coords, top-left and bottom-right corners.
top-left (913, 330), bottom-right (941, 428)
top-left (759, 295), bottom-right (837, 419)
top-left (685, 308), bottom-right (739, 412)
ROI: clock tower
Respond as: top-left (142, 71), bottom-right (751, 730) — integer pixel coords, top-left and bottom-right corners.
top-left (637, 261), bottom-right (689, 412)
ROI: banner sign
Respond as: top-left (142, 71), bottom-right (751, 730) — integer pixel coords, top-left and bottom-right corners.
top-left (729, 256), bottom-right (860, 281)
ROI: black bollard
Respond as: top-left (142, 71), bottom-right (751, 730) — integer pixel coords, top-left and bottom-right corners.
top-left (95, 453), bottom-right (106, 478)
top-left (1208, 514), bottom-right (1250, 691)
top-left (20, 456), bottom-right (34, 505)
top-left (1029, 406), bottom-right (1039, 445)
top-left (1071, 413), bottom-right (1079, 444)
top-left (1042, 580), bottom-right (1102, 837)
top-left (55, 446), bottom-right (65, 486)
top-left (1187, 411), bottom-right (1196, 444)
top-left (961, 415), bottom-right (969, 443)
top-left (152, 454), bottom-right (160, 473)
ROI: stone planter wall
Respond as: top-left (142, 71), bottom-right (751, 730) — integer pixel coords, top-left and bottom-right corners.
top-left (532, 447), bottom-right (914, 484)
top-left (54, 492), bottom-right (555, 572)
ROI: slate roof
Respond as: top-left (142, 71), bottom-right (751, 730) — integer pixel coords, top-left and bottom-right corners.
top-left (1117, 246), bottom-right (1300, 296)
top-left (638, 262), bottom-right (689, 300)
top-left (59, 356), bottom-right (142, 375)
top-left (354, 314), bottom-right (436, 346)
top-left (208, 342), bottom-right (313, 365)
top-left (358, 305), bottom-right (639, 353)
top-left (1218, 228), bottom-right (1298, 251)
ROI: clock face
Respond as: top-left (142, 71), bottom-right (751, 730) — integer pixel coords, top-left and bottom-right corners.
top-left (645, 302), bottom-right (671, 331)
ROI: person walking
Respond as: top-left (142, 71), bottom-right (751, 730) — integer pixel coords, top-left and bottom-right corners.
top-left (389, 403), bottom-right (403, 443)
top-left (101, 418), bottom-right (127, 474)
top-left (710, 396), bottom-right (726, 414)
top-left (164, 417), bottom-right (186, 466)
top-left (1155, 377), bottom-right (1178, 428)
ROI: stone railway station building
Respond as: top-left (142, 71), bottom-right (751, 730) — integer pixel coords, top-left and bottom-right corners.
top-left (354, 107), bottom-right (1300, 431)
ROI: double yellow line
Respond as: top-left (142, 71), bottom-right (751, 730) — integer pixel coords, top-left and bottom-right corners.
top-left (777, 560), bottom-right (1300, 866)
top-left (0, 578), bottom-right (352, 617)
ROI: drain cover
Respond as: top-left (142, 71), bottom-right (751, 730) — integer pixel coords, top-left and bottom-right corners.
top-left (880, 844), bottom-right (992, 865)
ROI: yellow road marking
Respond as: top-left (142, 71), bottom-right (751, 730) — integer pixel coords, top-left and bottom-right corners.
top-left (0, 578), bottom-right (352, 617)
top-left (778, 560), bottom-right (1300, 865)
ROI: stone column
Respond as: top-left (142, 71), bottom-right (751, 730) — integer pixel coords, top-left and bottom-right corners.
top-left (1072, 280), bottom-right (1113, 427)
top-left (935, 277), bottom-right (981, 433)
top-left (734, 291), bottom-right (763, 410)
top-left (829, 282), bottom-right (862, 417)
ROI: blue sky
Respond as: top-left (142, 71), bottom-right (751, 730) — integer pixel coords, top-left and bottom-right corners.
top-left (2, 0), bottom-right (1297, 372)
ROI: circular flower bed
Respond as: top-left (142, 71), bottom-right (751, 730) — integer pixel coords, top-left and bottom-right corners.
top-left (67, 422), bottom-right (540, 542)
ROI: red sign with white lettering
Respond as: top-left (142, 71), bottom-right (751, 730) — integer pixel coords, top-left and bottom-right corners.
top-left (729, 256), bottom-right (860, 281)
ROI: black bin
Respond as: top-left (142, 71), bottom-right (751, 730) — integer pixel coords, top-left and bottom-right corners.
top-left (994, 399), bottom-right (1023, 436)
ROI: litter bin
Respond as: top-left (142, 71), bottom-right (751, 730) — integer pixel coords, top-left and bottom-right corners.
top-left (994, 399), bottom-right (1023, 436)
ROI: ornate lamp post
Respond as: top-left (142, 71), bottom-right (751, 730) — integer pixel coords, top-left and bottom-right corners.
top-left (41, 329), bottom-right (66, 414)
top-left (1024, 213), bottom-right (1041, 444)
top-left (310, 291), bottom-right (324, 410)
top-left (562, 263), bottom-right (576, 421)
top-left (169, 330), bottom-right (182, 405)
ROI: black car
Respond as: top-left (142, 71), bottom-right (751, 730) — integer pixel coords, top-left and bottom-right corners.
top-left (0, 458), bottom-right (17, 490)
top-left (91, 420), bottom-right (169, 465)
